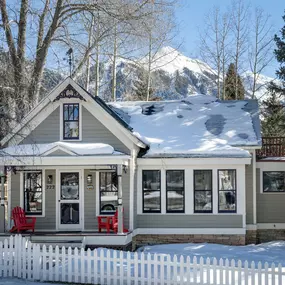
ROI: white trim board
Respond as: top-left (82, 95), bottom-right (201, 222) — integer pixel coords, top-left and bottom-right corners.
top-left (137, 157), bottom-right (251, 166)
top-left (132, 228), bottom-right (246, 235)
top-left (3, 155), bottom-right (130, 166)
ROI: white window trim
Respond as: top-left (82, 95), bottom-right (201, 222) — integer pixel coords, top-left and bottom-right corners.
top-left (95, 170), bottom-right (118, 217)
top-left (60, 101), bottom-right (82, 141)
top-left (257, 161), bottom-right (285, 194)
top-left (20, 169), bottom-right (45, 217)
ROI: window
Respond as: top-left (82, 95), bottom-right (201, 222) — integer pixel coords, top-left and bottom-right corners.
top-left (218, 170), bottom-right (236, 213)
top-left (63, 103), bottom-right (79, 139)
top-left (194, 170), bottom-right (212, 213)
top-left (143, 170), bottom-right (161, 213)
top-left (263, 172), bottom-right (285, 192)
top-left (23, 172), bottom-right (42, 215)
top-left (166, 170), bottom-right (184, 213)
top-left (99, 172), bottom-right (118, 214)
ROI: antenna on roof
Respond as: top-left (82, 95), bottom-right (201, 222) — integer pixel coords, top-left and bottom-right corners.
top-left (65, 48), bottom-right (73, 77)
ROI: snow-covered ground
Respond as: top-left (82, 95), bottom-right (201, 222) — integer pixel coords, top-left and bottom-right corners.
top-left (138, 241), bottom-right (285, 267)
top-left (0, 279), bottom-right (63, 285)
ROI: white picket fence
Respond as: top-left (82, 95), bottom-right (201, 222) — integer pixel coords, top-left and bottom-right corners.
top-left (0, 235), bottom-right (284, 285)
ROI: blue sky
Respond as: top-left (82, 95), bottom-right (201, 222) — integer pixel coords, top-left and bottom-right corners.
top-left (174, 0), bottom-right (284, 77)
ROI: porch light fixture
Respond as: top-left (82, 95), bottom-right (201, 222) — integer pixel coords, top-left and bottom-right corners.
top-left (118, 198), bottom-right (122, 205)
top-left (47, 175), bottom-right (53, 184)
top-left (123, 165), bottom-right (127, 174)
top-left (87, 174), bottom-right (93, 185)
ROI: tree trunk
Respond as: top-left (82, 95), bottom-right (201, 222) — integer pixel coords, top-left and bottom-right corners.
top-left (111, 24), bottom-right (117, 102)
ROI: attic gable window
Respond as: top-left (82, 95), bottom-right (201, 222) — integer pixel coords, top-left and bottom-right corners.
top-left (63, 103), bottom-right (79, 140)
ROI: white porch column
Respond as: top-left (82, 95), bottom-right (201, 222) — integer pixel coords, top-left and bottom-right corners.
top-left (117, 165), bottom-right (123, 234)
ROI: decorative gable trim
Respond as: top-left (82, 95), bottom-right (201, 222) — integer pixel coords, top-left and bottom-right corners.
top-left (41, 145), bottom-right (77, 157)
top-left (53, 84), bottom-right (86, 102)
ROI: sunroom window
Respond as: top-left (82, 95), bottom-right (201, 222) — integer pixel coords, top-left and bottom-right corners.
top-left (166, 170), bottom-right (184, 213)
top-left (194, 170), bottom-right (212, 213)
top-left (143, 170), bottom-right (161, 213)
top-left (63, 103), bottom-right (79, 139)
top-left (263, 172), bottom-right (285, 192)
top-left (23, 172), bottom-right (42, 215)
top-left (218, 170), bottom-right (236, 213)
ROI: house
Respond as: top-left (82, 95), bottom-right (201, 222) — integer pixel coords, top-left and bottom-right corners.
top-left (0, 77), bottom-right (283, 249)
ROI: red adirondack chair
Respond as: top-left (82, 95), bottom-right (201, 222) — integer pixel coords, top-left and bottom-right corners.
top-left (10, 206), bottom-right (37, 233)
top-left (97, 215), bottom-right (112, 233)
top-left (97, 208), bottom-right (128, 233)
top-left (111, 209), bottom-right (128, 233)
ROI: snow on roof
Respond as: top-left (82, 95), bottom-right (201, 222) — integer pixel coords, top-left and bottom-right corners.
top-left (110, 95), bottom-right (261, 158)
top-left (0, 142), bottom-right (123, 157)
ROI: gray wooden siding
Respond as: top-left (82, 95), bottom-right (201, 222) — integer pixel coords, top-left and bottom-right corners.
top-left (245, 163), bottom-right (254, 224)
top-left (122, 170), bottom-right (130, 229)
top-left (84, 170), bottom-right (96, 230)
top-left (133, 168), bottom-right (138, 229)
top-left (136, 215), bottom-right (243, 228)
top-left (81, 107), bottom-right (130, 154)
top-left (20, 106), bottom-right (130, 154)
top-left (256, 168), bottom-right (285, 223)
top-left (21, 107), bottom-right (60, 144)
top-left (11, 173), bottom-right (20, 210)
top-left (35, 170), bottom-right (56, 230)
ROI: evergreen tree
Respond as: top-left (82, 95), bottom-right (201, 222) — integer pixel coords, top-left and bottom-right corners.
top-left (269, 10), bottom-right (285, 96)
top-left (224, 63), bottom-right (245, 100)
top-left (261, 91), bottom-right (285, 136)
top-left (133, 71), bottom-right (155, 101)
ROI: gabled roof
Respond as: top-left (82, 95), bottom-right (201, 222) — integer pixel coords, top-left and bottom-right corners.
top-left (1, 77), bottom-right (147, 149)
top-left (110, 95), bottom-right (262, 158)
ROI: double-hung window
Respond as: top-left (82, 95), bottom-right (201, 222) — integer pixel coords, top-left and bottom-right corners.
top-left (23, 172), bottom-right (43, 215)
top-left (218, 170), bottom-right (236, 212)
top-left (99, 172), bottom-right (118, 214)
top-left (263, 171), bottom-right (285, 192)
top-left (143, 170), bottom-right (161, 213)
top-left (63, 103), bottom-right (79, 140)
top-left (194, 170), bottom-right (212, 213)
top-left (166, 170), bottom-right (184, 213)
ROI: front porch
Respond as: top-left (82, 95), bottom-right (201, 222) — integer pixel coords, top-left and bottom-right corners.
top-left (0, 231), bottom-right (133, 250)
top-left (0, 143), bottom-right (132, 243)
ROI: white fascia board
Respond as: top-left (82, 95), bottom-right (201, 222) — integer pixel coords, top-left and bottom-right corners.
top-left (133, 228), bottom-right (246, 235)
top-left (239, 146), bottom-right (262, 150)
top-left (1, 79), bottom-right (71, 146)
top-left (137, 157), bottom-right (251, 166)
top-left (2, 155), bottom-right (130, 166)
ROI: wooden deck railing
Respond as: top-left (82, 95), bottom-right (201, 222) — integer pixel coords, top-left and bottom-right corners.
top-left (256, 137), bottom-right (285, 158)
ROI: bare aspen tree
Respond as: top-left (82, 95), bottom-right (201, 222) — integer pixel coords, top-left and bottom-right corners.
top-left (199, 7), bottom-right (231, 99)
top-left (231, 0), bottom-right (250, 99)
top-left (0, 0), bottom-right (152, 121)
top-left (248, 8), bottom-right (274, 98)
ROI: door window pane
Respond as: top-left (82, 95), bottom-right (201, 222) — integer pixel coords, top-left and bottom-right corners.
top-left (166, 170), bottom-right (184, 213)
top-left (263, 172), bottom-right (285, 192)
top-left (143, 170), bottom-right (161, 213)
top-left (194, 170), bottom-right (212, 213)
top-left (61, 203), bottom-right (79, 224)
top-left (61, 173), bottom-right (79, 200)
top-left (218, 170), bottom-right (236, 212)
